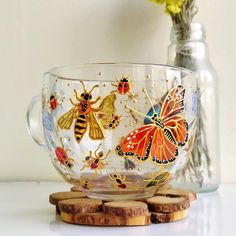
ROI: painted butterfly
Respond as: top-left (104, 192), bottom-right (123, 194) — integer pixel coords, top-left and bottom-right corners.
top-left (116, 85), bottom-right (189, 165)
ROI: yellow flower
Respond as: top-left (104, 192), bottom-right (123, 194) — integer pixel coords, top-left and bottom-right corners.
top-left (150, 0), bottom-right (185, 14)
top-left (150, 0), bottom-right (166, 4)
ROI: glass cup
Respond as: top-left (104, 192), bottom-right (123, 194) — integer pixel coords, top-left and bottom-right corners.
top-left (27, 63), bottom-right (197, 200)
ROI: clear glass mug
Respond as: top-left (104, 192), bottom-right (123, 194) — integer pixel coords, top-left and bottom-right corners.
top-left (27, 63), bottom-right (197, 200)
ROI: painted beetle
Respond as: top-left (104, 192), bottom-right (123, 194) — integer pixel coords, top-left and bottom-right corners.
top-left (111, 76), bottom-right (135, 98)
top-left (54, 137), bottom-right (74, 168)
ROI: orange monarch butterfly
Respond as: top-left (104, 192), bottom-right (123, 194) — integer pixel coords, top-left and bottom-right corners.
top-left (116, 85), bottom-right (188, 165)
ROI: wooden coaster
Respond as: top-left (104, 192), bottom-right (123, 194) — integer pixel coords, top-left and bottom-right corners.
top-left (146, 196), bottom-right (190, 213)
top-left (103, 201), bottom-right (149, 217)
top-left (49, 191), bottom-right (87, 213)
top-left (151, 209), bottom-right (189, 223)
top-left (70, 186), bottom-right (82, 192)
top-left (58, 198), bottom-right (103, 214)
top-left (60, 212), bottom-right (151, 226)
top-left (49, 191), bottom-right (87, 206)
top-left (50, 187), bottom-right (195, 226)
top-left (155, 188), bottom-right (197, 202)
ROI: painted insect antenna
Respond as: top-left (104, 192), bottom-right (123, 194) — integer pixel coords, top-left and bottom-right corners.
top-left (102, 149), bottom-right (111, 159)
top-left (142, 88), bottom-right (156, 112)
top-left (79, 80), bottom-right (87, 92)
top-left (125, 105), bottom-right (147, 119)
top-left (88, 84), bottom-right (99, 94)
top-left (95, 143), bottom-right (102, 154)
top-left (73, 89), bottom-right (80, 101)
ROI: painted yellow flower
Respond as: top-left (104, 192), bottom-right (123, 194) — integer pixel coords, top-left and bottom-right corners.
top-left (150, 0), bottom-right (185, 14)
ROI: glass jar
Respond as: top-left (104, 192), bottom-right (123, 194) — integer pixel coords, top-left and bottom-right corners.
top-left (167, 23), bottom-right (220, 192)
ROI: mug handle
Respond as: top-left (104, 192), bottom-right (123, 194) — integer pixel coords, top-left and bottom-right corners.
top-left (26, 94), bottom-right (48, 151)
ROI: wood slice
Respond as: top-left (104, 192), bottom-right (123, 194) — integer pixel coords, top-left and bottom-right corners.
top-left (60, 212), bottom-right (151, 226)
top-left (49, 191), bottom-right (87, 205)
top-left (103, 201), bottom-right (149, 217)
top-left (155, 188), bottom-right (197, 202)
top-left (146, 196), bottom-right (190, 213)
top-left (151, 209), bottom-right (189, 223)
top-left (58, 198), bottom-right (103, 214)
top-left (70, 186), bottom-right (82, 192)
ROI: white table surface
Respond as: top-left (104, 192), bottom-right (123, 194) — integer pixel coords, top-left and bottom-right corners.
top-left (0, 182), bottom-right (235, 236)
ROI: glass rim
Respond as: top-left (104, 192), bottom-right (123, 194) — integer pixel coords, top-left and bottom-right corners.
top-left (44, 62), bottom-right (194, 81)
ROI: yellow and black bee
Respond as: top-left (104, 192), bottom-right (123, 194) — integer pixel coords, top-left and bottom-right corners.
top-left (58, 80), bottom-right (116, 143)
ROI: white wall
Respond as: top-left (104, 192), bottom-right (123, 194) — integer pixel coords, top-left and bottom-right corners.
top-left (0, 0), bottom-right (235, 182)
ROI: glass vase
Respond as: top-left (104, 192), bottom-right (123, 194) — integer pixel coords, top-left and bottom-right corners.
top-left (167, 23), bottom-right (220, 192)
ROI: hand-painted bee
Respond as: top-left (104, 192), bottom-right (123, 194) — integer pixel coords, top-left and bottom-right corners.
top-left (111, 76), bottom-right (135, 98)
top-left (80, 144), bottom-right (111, 174)
top-left (58, 80), bottom-right (116, 143)
top-left (108, 171), bottom-right (128, 190)
top-left (54, 137), bottom-right (74, 168)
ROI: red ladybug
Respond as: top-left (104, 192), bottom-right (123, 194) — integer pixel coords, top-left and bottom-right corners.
top-left (111, 76), bottom-right (135, 97)
top-left (49, 95), bottom-right (58, 110)
top-left (54, 138), bottom-right (74, 168)
top-left (117, 77), bottom-right (130, 94)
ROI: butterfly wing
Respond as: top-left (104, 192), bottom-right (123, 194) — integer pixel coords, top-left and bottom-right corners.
top-left (58, 107), bottom-right (78, 130)
top-left (160, 85), bottom-right (185, 118)
top-left (96, 94), bottom-right (117, 129)
top-left (88, 112), bottom-right (104, 140)
top-left (163, 115), bottom-right (188, 146)
top-left (150, 128), bottom-right (178, 164)
top-left (144, 104), bottom-right (161, 125)
top-left (98, 94), bottom-right (116, 113)
top-left (116, 125), bottom-right (157, 161)
top-left (160, 85), bottom-right (188, 146)
top-left (116, 125), bottom-right (178, 164)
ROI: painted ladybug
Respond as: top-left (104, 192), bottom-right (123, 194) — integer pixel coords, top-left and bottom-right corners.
top-left (111, 76), bottom-right (135, 97)
top-left (117, 77), bottom-right (130, 94)
top-left (54, 138), bottom-right (74, 168)
top-left (49, 95), bottom-right (58, 110)
top-left (49, 94), bottom-right (65, 111)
